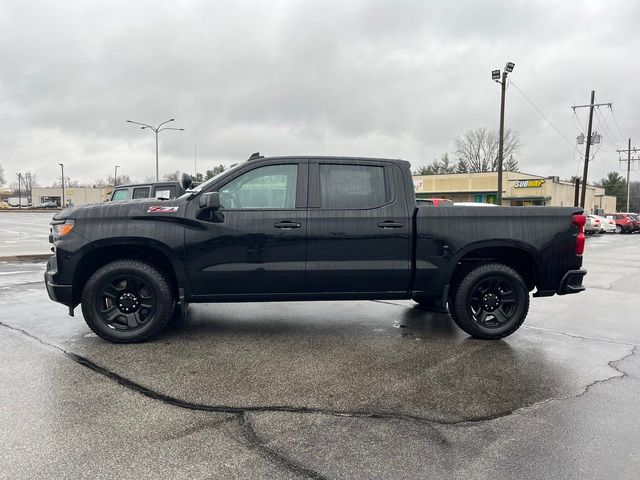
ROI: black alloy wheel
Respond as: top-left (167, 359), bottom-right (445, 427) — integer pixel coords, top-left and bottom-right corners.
top-left (468, 276), bottom-right (518, 328)
top-left (450, 263), bottom-right (529, 339)
top-left (95, 274), bottom-right (155, 331)
top-left (81, 260), bottom-right (174, 343)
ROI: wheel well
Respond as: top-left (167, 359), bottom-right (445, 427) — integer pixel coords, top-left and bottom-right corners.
top-left (449, 246), bottom-right (537, 296)
top-left (73, 245), bottom-right (179, 305)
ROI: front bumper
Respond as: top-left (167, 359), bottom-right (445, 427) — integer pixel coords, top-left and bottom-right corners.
top-left (557, 269), bottom-right (587, 295)
top-left (44, 256), bottom-right (73, 309)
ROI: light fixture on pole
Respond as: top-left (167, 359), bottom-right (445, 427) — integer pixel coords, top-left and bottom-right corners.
top-left (491, 61), bottom-right (515, 205)
top-left (58, 163), bottom-right (65, 207)
top-left (126, 118), bottom-right (185, 182)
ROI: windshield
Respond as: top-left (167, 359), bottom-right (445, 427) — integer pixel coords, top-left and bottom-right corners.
top-left (181, 163), bottom-right (244, 197)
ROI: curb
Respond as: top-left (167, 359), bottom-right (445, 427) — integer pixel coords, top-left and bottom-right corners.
top-left (0, 254), bottom-right (52, 262)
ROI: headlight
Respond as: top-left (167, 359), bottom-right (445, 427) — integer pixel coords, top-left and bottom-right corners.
top-left (51, 219), bottom-right (75, 240)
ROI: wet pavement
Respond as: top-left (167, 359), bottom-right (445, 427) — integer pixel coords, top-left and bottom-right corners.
top-left (1, 233), bottom-right (639, 479)
top-left (0, 212), bottom-right (54, 258)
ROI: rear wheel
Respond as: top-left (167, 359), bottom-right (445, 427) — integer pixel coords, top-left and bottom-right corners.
top-left (81, 260), bottom-right (175, 343)
top-left (615, 225), bottom-right (622, 234)
top-left (449, 263), bottom-right (529, 339)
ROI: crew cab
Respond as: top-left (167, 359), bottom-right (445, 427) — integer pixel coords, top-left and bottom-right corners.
top-left (45, 155), bottom-right (587, 343)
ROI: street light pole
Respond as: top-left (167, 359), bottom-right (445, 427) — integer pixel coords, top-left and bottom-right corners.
top-left (492, 62), bottom-right (515, 205)
top-left (59, 163), bottom-right (65, 207)
top-left (126, 118), bottom-right (185, 182)
top-left (114, 165), bottom-right (120, 187)
top-left (17, 173), bottom-right (22, 209)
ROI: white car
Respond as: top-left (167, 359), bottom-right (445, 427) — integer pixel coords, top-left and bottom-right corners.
top-left (454, 202), bottom-right (498, 207)
top-left (590, 214), bottom-right (616, 233)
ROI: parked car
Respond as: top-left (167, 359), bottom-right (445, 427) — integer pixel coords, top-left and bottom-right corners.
top-left (454, 202), bottom-right (498, 207)
top-left (589, 214), bottom-right (616, 233)
top-left (46, 155), bottom-right (586, 343)
top-left (109, 181), bottom-right (187, 201)
top-left (585, 215), bottom-right (602, 234)
top-left (618, 213), bottom-right (640, 232)
top-left (31, 201), bottom-right (59, 209)
top-left (605, 213), bottom-right (637, 233)
top-left (417, 198), bottom-right (454, 206)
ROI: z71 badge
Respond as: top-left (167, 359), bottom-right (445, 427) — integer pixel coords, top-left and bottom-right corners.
top-left (147, 206), bottom-right (179, 213)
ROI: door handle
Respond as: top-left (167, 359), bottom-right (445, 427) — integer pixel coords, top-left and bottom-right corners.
top-left (274, 221), bottom-right (302, 229)
top-left (377, 221), bottom-right (404, 229)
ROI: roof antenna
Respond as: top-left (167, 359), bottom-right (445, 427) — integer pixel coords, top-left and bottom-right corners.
top-left (248, 152), bottom-right (261, 160)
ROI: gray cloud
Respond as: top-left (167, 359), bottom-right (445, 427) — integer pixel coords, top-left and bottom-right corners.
top-left (0, 0), bottom-right (638, 186)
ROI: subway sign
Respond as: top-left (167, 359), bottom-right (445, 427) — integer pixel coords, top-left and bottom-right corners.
top-left (514, 179), bottom-right (545, 188)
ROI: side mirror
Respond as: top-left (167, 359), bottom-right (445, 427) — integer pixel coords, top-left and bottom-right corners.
top-left (198, 192), bottom-right (220, 210)
top-left (180, 172), bottom-right (193, 191)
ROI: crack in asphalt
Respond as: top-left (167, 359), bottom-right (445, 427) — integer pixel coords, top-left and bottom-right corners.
top-left (449, 345), bottom-right (639, 427)
top-left (0, 319), bottom-right (637, 475)
top-left (238, 412), bottom-right (328, 480)
top-left (521, 325), bottom-right (640, 348)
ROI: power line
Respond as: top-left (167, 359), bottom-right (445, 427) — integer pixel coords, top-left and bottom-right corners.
top-left (572, 109), bottom-right (587, 133)
top-left (593, 107), bottom-right (619, 145)
top-left (507, 78), bottom-right (582, 156)
top-left (609, 106), bottom-right (627, 142)
top-left (598, 106), bottom-right (626, 145)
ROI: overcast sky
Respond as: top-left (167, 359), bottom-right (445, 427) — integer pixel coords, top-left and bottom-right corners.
top-left (1, 0), bottom-right (639, 187)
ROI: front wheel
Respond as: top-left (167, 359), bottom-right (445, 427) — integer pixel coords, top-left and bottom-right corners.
top-left (449, 263), bottom-right (529, 339)
top-left (615, 225), bottom-right (622, 234)
top-left (81, 260), bottom-right (175, 343)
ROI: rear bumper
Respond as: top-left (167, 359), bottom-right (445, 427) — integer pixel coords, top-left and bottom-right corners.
top-left (557, 269), bottom-right (586, 295)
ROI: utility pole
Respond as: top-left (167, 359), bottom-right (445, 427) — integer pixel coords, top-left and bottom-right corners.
top-left (59, 163), bottom-right (65, 207)
top-left (194, 144), bottom-right (197, 177)
top-left (114, 165), bottom-right (120, 187)
top-left (617, 140), bottom-right (640, 212)
top-left (492, 62), bottom-right (515, 205)
top-left (571, 92), bottom-right (611, 209)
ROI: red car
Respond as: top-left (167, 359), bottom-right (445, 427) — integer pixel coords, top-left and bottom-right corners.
top-left (605, 213), bottom-right (639, 233)
top-left (416, 198), bottom-right (454, 206)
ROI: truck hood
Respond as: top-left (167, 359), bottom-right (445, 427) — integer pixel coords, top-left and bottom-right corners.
top-left (53, 198), bottom-right (187, 221)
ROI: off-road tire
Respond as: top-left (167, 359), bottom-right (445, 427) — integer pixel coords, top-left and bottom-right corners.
top-left (81, 260), bottom-right (175, 343)
top-left (450, 263), bottom-right (529, 339)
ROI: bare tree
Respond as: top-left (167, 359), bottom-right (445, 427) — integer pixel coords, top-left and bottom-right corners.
top-left (0, 164), bottom-right (5, 186)
top-left (454, 127), bottom-right (521, 172)
top-left (22, 172), bottom-right (38, 202)
top-left (163, 170), bottom-right (181, 181)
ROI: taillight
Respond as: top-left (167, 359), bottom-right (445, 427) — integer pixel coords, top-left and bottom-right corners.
top-left (572, 213), bottom-right (586, 255)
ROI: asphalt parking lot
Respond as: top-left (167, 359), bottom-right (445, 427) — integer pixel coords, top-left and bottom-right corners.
top-left (1, 231), bottom-right (639, 479)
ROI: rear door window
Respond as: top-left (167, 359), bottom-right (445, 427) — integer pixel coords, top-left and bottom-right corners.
top-left (132, 187), bottom-right (150, 199)
top-left (319, 164), bottom-right (386, 209)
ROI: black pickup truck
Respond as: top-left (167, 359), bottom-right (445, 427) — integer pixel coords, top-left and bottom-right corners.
top-left (45, 155), bottom-right (587, 343)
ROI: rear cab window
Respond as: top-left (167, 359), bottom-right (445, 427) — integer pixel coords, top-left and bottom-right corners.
top-left (153, 186), bottom-right (177, 199)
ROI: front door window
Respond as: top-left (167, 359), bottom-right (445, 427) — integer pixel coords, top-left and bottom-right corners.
top-left (219, 164), bottom-right (298, 209)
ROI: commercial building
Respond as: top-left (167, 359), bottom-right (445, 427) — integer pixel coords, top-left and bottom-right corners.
top-left (32, 187), bottom-right (111, 207)
top-left (413, 171), bottom-right (617, 214)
